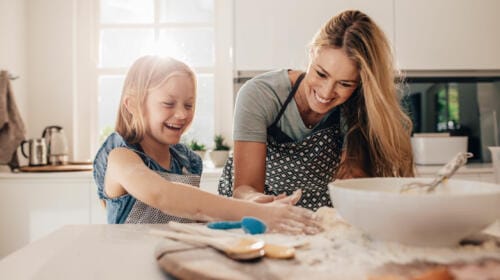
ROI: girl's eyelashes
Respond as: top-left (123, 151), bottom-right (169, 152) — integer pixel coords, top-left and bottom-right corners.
top-left (161, 101), bottom-right (194, 109)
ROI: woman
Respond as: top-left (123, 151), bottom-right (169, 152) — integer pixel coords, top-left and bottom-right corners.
top-left (218, 10), bottom-right (415, 211)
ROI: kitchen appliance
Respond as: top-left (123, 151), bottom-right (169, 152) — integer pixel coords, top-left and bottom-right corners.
top-left (490, 146), bottom-right (500, 184)
top-left (402, 73), bottom-right (500, 162)
top-left (20, 138), bottom-right (47, 166)
top-left (42, 125), bottom-right (69, 165)
top-left (411, 135), bottom-right (468, 165)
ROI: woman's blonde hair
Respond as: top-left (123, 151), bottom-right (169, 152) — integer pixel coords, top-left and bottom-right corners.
top-left (310, 10), bottom-right (414, 177)
top-left (115, 55), bottom-right (196, 144)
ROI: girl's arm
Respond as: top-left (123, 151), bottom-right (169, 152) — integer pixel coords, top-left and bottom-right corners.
top-left (105, 148), bottom-right (316, 233)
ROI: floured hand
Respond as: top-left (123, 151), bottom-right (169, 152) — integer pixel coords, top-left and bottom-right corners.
top-left (258, 203), bottom-right (324, 235)
top-left (245, 189), bottom-right (302, 205)
top-left (272, 189), bottom-right (302, 205)
top-left (315, 206), bottom-right (351, 231)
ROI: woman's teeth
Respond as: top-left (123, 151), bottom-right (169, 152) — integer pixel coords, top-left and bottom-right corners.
top-left (314, 91), bottom-right (333, 104)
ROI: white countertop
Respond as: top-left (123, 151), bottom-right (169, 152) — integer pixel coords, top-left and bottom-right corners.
top-left (0, 224), bottom-right (171, 280)
top-left (0, 170), bottom-right (94, 179)
top-left (0, 164), bottom-right (493, 179)
top-left (1, 222), bottom-right (499, 280)
top-left (416, 163), bottom-right (493, 175)
top-left (0, 167), bottom-right (224, 180)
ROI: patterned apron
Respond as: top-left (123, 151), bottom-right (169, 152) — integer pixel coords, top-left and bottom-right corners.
top-left (218, 73), bottom-right (343, 211)
top-left (124, 172), bottom-right (201, 224)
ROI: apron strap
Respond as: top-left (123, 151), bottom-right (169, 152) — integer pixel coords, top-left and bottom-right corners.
top-left (269, 72), bottom-right (306, 128)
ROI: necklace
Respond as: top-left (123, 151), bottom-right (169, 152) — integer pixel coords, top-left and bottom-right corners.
top-left (295, 85), bottom-right (316, 129)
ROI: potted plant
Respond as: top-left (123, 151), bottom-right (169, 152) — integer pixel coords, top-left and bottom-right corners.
top-left (188, 140), bottom-right (206, 161)
top-left (209, 134), bottom-right (231, 167)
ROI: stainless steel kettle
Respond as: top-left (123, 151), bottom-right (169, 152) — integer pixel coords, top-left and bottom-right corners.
top-left (42, 125), bottom-right (69, 165)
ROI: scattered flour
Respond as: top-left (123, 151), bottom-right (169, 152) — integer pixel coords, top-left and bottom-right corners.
top-left (258, 207), bottom-right (500, 279)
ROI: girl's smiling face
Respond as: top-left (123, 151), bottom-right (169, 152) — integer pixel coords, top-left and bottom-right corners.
top-left (142, 74), bottom-right (195, 146)
top-left (302, 47), bottom-right (360, 114)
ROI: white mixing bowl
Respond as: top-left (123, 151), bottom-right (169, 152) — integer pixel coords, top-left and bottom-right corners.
top-left (328, 177), bottom-right (500, 247)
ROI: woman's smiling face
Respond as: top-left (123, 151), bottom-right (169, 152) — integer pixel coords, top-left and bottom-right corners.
top-left (142, 74), bottom-right (195, 145)
top-left (302, 47), bottom-right (360, 114)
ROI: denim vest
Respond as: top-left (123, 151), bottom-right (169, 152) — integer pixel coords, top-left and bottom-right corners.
top-left (93, 132), bottom-right (203, 224)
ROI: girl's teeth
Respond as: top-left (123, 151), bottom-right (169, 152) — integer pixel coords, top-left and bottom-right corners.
top-left (166, 123), bottom-right (182, 129)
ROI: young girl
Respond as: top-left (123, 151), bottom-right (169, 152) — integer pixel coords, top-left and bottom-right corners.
top-left (93, 55), bottom-right (321, 234)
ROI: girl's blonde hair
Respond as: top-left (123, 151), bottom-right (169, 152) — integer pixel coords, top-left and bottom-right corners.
top-left (310, 10), bottom-right (414, 177)
top-left (115, 55), bottom-right (196, 144)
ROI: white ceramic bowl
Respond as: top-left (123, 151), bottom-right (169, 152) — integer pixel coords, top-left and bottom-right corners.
top-left (329, 178), bottom-right (500, 247)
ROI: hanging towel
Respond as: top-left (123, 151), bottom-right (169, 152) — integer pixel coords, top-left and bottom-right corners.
top-left (0, 70), bottom-right (26, 165)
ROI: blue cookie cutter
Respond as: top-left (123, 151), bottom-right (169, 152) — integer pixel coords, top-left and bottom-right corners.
top-left (207, 216), bottom-right (267, 235)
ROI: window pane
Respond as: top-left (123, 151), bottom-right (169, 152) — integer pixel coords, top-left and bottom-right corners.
top-left (100, 29), bottom-right (155, 68)
top-left (98, 75), bottom-right (125, 142)
top-left (183, 74), bottom-right (214, 147)
top-left (100, 0), bottom-right (154, 23)
top-left (159, 0), bottom-right (213, 23)
top-left (158, 28), bottom-right (214, 67)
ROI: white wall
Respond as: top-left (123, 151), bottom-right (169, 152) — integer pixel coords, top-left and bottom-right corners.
top-left (4, 0), bottom-right (500, 162)
top-left (234, 0), bottom-right (395, 70)
top-left (26, 0), bottom-right (78, 159)
top-left (1, 0), bottom-right (93, 162)
top-left (0, 0), bottom-right (27, 125)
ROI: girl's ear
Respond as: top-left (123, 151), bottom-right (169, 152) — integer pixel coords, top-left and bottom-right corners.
top-left (123, 95), bottom-right (137, 115)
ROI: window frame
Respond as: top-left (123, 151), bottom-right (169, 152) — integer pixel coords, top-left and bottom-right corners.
top-left (74, 0), bottom-right (234, 160)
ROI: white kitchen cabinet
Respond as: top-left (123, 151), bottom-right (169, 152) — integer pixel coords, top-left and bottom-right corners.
top-left (234, 0), bottom-right (394, 70)
top-left (200, 168), bottom-right (222, 194)
top-left (0, 165), bottom-right (494, 259)
top-left (0, 170), bottom-right (221, 258)
top-left (0, 172), bottom-right (100, 258)
top-left (394, 0), bottom-right (500, 70)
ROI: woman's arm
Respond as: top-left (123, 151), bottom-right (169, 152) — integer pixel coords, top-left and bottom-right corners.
top-left (232, 141), bottom-right (266, 198)
top-left (232, 141), bottom-right (301, 204)
top-left (105, 148), bottom-right (316, 233)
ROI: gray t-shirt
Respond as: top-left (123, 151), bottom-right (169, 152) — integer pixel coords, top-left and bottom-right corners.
top-left (234, 69), bottom-right (332, 142)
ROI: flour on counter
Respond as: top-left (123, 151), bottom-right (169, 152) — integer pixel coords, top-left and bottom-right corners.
top-left (258, 207), bottom-right (500, 279)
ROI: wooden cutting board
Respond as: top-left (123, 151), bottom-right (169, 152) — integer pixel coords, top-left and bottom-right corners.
top-left (155, 236), bottom-right (500, 280)
top-left (155, 241), bottom-right (311, 280)
top-left (19, 163), bottom-right (93, 172)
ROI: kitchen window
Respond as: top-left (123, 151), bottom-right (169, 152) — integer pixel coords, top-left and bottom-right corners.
top-left (93, 0), bottom-right (232, 148)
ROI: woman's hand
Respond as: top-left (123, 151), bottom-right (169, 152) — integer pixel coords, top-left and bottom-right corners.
top-left (272, 189), bottom-right (302, 205)
top-left (235, 185), bottom-right (302, 205)
top-left (242, 192), bottom-right (277, 203)
top-left (257, 203), bottom-right (323, 235)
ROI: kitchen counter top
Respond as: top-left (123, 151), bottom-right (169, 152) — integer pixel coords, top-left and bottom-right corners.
top-left (0, 163), bottom-right (493, 179)
top-left (0, 170), bottom-right (93, 179)
top-left (416, 163), bottom-right (493, 175)
top-left (0, 224), bottom-right (171, 280)
top-left (1, 220), bottom-right (499, 280)
top-left (0, 167), bottom-right (224, 179)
